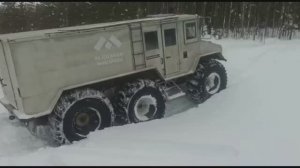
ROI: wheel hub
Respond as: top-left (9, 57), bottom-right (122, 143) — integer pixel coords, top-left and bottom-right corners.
top-left (73, 107), bottom-right (101, 137)
top-left (205, 72), bottom-right (221, 95)
top-left (75, 113), bottom-right (90, 127)
top-left (134, 95), bottom-right (157, 121)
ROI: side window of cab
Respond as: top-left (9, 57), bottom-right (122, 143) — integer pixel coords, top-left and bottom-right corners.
top-left (184, 20), bottom-right (198, 43)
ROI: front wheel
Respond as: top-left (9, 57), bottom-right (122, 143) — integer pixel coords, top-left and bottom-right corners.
top-left (186, 59), bottom-right (227, 103)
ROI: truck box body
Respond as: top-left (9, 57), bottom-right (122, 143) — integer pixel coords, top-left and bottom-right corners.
top-left (0, 24), bottom-right (135, 118)
top-left (0, 14), bottom-right (222, 119)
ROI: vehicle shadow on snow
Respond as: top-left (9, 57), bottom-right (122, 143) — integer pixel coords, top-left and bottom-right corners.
top-left (165, 96), bottom-right (198, 118)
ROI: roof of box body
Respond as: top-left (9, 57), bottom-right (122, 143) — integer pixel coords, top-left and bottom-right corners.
top-left (0, 14), bottom-right (198, 41)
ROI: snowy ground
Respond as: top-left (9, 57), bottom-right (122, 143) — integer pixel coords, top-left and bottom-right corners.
top-left (1, 38), bottom-right (300, 165)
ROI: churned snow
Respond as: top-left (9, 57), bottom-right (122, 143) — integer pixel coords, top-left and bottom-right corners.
top-left (1, 38), bottom-right (300, 165)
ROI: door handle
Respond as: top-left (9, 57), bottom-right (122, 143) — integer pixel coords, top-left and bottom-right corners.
top-left (166, 56), bottom-right (171, 59)
top-left (183, 51), bottom-right (188, 58)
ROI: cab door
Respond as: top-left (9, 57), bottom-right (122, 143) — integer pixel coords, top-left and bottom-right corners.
top-left (162, 23), bottom-right (180, 76)
top-left (143, 25), bottom-right (164, 75)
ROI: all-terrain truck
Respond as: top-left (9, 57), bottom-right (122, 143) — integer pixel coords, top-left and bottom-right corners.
top-left (0, 14), bottom-right (227, 145)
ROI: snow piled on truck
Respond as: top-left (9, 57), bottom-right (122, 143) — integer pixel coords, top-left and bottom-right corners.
top-left (1, 38), bottom-right (300, 165)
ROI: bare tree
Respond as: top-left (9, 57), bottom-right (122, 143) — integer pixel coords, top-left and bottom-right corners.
top-left (0, 2), bottom-right (299, 40)
top-left (227, 2), bottom-right (233, 38)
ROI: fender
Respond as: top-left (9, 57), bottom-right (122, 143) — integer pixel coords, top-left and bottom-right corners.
top-left (200, 52), bottom-right (227, 62)
top-left (190, 52), bottom-right (226, 75)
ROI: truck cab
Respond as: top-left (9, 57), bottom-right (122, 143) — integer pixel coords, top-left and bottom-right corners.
top-left (132, 14), bottom-right (222, 80)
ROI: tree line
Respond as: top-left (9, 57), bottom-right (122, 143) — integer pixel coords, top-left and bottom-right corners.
top-left (0, 2), bottom-right (299, 40)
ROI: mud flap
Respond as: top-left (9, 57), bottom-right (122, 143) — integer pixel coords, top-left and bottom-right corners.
top-left (215, 53), bottom-right (227, 62)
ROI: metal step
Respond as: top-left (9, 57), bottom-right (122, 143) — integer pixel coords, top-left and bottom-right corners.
top-left (129, 22), bottom-right (146, 70)
top-left (135, 64), bottom-right (146, 69)
top-left (133, 52), bottom-right (144, 56)
top-left (163, 81), bottom-right (186, 100)
top-left (130, 26), bottom-right (142, 30)
top-left (132, 40), bottom-right (143, 43)
top-left (166, 88), bottom-right (186, 100)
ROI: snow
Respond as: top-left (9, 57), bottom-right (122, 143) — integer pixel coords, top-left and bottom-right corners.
top-left (1, 38), bottom-right (300, 165)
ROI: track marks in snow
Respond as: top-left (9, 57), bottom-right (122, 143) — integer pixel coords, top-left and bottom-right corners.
top-left (0, 107), bottom-right (47, 159)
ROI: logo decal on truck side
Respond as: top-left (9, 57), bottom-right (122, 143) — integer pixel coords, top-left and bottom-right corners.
top-left (94, 35), bottom-right (124, 66)
top-left (94, 35), bottom-right (122, 51)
